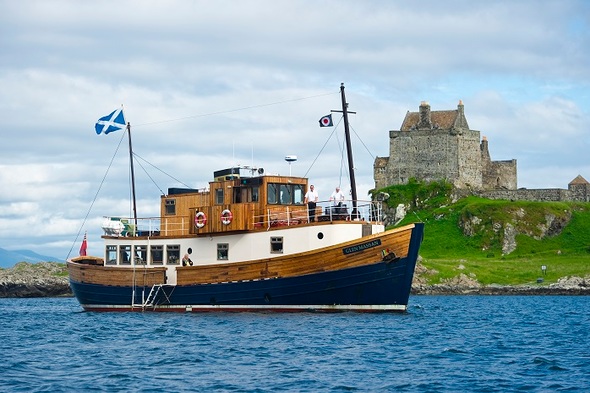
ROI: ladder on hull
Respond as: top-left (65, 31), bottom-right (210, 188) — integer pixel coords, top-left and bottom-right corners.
top-left (132, 284), bottom-right (175, 311)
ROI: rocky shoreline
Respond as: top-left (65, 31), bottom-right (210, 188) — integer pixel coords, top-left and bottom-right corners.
top-left (1, 261), bottom-right (589, 298)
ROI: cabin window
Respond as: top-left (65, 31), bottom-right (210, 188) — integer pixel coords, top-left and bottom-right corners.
top-left (267, 183), bottom-right (279, 204)
top-left (293, 184), bottom-right (304, 204)
top-left (167, 244), bottom-right (180, 265)
top-left (279, 184), bottom-right (291, 204)
top-left (120, 245), bottom-right (131, 265)
top-left (252, 187), bottom-right (259, 202)
top-left (165, 199), bottom-right (176, 215)
top-left (151, 245), bottom-right (163, 265)
top-left (134, 245), bottom-right (147, 265)
top-left (215, 188), bottom-right (224, 204)
top-left (217, 243), bottom-right (229, 260)
top-left (106, 245), bottom-right (117, 265)
top-left (270, 237), bottom-right (283, 254)
top-left (267, 183), bottom-right (304, 205)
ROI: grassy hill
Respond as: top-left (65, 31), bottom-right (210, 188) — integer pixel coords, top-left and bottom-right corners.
top-left (376, 179), bottom-right (590, 286)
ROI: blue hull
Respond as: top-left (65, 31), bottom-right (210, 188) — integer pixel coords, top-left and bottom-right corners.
top-left (70, 223), bottom-right (424, 312)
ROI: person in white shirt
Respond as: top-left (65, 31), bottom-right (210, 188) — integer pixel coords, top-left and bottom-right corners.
top-left (330, 186), bottom-right (345, 207)
top-left (304, 184), bottom-right (319, 222)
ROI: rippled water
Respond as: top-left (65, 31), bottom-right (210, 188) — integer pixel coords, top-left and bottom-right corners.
top-left (1, 296), bottom-right (588, 392)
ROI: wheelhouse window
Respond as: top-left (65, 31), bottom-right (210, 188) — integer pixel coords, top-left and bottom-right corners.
top-left (267, 183), bottom-right (305, 205)
top-left (165, 199), bottom-right (176, 215)
top-left (279, 185), bottom-right (291, 204)
top-left (106, 245), bottom-right (117, 265)
top-left (217, 243), bottom-right (229, 260)
top-left (270, 237), bottom-right (283, 254)
top-left (134, 245), bottom-right (147, 265)
top-left (151, 245), bottom-right (163, 265)
top-left (215, 188), bottom-right (224, 204)
top-left (292, 184), bottom-right (304, 204)
top-left (267, 183), bottom-right (278, 204)
top-left (167, 244), bottom-right (180, 265)
top-left (120, 245), bottom-right (131, 265)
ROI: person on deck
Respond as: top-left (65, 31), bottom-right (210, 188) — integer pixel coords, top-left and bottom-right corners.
top-left (329, 186), bottom-right (345, 207)
top-left (182, 248), bottom-right (193, 266)
top-left (304, 185), bottom-right (319, 222)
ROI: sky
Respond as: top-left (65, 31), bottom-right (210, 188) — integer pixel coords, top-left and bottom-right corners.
top-left (0, 0), bottom-right (589, 259)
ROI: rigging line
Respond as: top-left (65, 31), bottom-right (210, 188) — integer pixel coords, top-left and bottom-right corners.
top-left (133, 153), bottom-right (192, 190)
top-left (133, 91), bottom-right (339, 128)
top-left (66, 131), bottom-right (127, 260)
top-left (132, 155), bottom-right (166, 196)
top-left (350, 124), bottom-right (376, 160)
top-left (302, 116), bottom-right (343, 179)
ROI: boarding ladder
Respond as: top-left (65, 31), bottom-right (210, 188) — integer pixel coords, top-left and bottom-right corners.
top-left (136, 284), bottom-right (175, 311)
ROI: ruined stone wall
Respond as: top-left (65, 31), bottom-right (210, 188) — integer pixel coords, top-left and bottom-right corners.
top-left (483, 160), bottom-right (518, 190)
top-left (568, 184), bottom-right (590, 202)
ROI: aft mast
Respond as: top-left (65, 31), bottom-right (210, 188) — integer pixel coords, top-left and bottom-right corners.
top-left (339, 83), bottom-right (359, 217)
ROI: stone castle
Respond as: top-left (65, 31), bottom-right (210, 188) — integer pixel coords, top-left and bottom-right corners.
top-left (374, 101), bottom-right (590, 202)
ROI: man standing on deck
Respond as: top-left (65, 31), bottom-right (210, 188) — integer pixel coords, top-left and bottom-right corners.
top-left (304, 184), bottom-right (319, 222)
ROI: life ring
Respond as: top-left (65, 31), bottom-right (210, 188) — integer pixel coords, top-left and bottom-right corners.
top-left (195, 211), bottom-right (207, 228)
top-left (221, 209), bottom-right (233, 225)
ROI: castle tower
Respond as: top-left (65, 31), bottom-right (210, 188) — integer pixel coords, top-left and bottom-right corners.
top-left (374, 101), bottom-right (517, 191)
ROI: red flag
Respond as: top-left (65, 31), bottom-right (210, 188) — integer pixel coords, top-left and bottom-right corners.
top-left (79, 233), bottom-right (88, 256)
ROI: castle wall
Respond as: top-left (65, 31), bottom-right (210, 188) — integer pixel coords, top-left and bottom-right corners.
top-left (483, 160), bottom-right (518, 190)
top-left (384, 129), bottom-right (461, 187)
top-left (456, 130), bottom-right (482, 189)
top-left (462, 187), bottom-right (588, 202)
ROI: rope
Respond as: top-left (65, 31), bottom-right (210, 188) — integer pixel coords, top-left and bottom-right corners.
top-left (66, 131), bottom-right (127, 260)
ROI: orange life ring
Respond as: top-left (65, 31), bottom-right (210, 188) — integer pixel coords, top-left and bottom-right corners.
top-left (195, 211), bottom-right (207, 228)
top-left (221, 209), bottom-right (233, 225)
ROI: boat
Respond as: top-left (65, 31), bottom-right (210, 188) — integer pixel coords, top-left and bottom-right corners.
top-left (67, 84), bottom-right (424, 312)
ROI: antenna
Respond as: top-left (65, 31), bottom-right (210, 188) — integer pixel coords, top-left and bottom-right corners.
top-left (285, 155), bottom-right (297, 176)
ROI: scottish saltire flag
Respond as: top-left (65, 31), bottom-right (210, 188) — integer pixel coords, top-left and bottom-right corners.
top-left (319, 114), bottom-right (333, 127)
top-left (95, 108), bottom-right (126, 135)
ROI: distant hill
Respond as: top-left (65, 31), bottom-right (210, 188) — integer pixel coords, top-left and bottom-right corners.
top-left (0, 248), bottom-right (63, 269)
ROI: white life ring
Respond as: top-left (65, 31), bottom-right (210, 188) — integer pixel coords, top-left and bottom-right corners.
top-left (195, 211), bottom-right (207, 228)
top-left (221, 209), bottom-right (233, 225)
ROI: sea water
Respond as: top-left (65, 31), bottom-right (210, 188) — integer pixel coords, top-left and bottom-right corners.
top-left (1, 296), bottom-right (588, 392)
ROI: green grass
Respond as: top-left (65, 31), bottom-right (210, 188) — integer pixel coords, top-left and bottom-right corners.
top-left (379, 181), bottom-right (590, 286)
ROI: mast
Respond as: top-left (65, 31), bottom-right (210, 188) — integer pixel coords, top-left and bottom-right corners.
top-left (340, 83), bottom-right (358, 217)
top-left (127, 122), bottom-right (138, 234)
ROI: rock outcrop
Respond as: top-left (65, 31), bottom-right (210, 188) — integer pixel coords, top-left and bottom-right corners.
top-left (411, 260), bottom-right (590, 295)
top-left (0, 262), bottom-right (71, 297)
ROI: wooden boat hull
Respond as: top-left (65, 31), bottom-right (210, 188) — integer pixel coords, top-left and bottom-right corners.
top-left (68, 223), bottom-right (424, 312)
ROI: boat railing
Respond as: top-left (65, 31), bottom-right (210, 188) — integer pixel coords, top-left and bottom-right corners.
top-left (102, 200), bottom-right (383, 236)
top-left (255, 199), bottom-right (382, 229)
top-left (102, 216), bottom-right (181, 237)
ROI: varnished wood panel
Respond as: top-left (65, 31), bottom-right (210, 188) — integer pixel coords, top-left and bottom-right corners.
top-left (68, 263), bottom-right (167, 286)
top-left (177, 224), bottom-right (414, 285)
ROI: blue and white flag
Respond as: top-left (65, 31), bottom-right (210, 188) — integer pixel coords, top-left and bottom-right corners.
top-left (95, 108), bottom-right (126, 135)
top-left (319, 114), bottom-right (333, 127)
